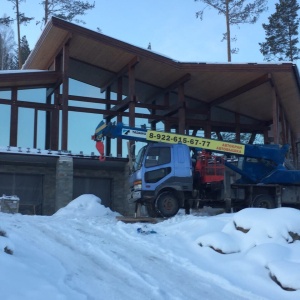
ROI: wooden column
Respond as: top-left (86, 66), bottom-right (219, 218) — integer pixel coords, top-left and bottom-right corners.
top-left (272, 87), bottom-right (279, 144)
top-left (263, 128), bottom-right (269, 144)
top-left (51, 88), bottom-right (60, 150)
top-left (45, 93), bottom-right (51, 149)
top-left (279, 108), bottom-right (284, 144)
top-left (50, 54), bottom-right (61, 150)
top-left (10, 88), bottom-right (18, 146)
top-left (178, 83), bottom-right (185, 134)
top-left (204, 109), bottom-right (211, 138)
top-left (117, 77), bottom-right (123, 156)
top-left (128, 65), bottom-right (136, 128)
top-left (248, 133), bottom-right (257, 144)
top-left (235, 113), bottom-right (241, 142)
top-left (163, 93), bottom-right (170, 132)
top-left (150, 100), bottom-right (156, 130)
top-left (164, 123), bottom-right (171, 132)
top-left (34, 108), bottom-right (38, 148)
top-left (61, 43), bottom-right (70, 150)
top-left (105, 86), bottom-right (111, 156)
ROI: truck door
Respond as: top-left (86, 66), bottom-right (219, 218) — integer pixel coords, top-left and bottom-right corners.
top-left (143, 145), bottom-right (173, 191)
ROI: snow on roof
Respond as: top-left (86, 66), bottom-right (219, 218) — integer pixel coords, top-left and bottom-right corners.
top-left (0, 69), bottom-right (50, 74)
top-left (0, 146), bottom-right (95, 158)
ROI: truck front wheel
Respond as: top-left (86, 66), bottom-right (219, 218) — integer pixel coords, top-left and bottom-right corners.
top-left (145, 202), bottom-right (159, 218)
top-left (252, 194), bottom-right (275, 209)
top-left (156, 191), bottom-right (179, 218)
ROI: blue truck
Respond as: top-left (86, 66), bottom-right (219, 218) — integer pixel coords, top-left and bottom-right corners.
top-left (93, 121), bottom-right (300, 218)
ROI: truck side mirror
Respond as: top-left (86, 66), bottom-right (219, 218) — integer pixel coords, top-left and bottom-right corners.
top-left (130, 144), bottom-right (136, 162)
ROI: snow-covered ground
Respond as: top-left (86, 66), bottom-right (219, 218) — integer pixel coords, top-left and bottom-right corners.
top-left (1, 194), bottom-right (300, 300)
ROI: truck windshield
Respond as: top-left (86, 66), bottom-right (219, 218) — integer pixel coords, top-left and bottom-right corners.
top-left (133, 146), bottom-right (147, 171)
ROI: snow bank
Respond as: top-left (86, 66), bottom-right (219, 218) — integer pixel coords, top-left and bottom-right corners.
top-left (1, 202), bottom-right (300, 299)
top-left (54, 194), bottom-right (117, 217)
top-left (196, 231), bottom-right (240, 254)
top-left (233, 207), bottom-right (300, 243)
top-left (196, 207), bottom-right (300, 291)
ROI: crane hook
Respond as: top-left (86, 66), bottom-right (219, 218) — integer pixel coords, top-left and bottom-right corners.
top-left (96, 141), bottom-right (106, 161)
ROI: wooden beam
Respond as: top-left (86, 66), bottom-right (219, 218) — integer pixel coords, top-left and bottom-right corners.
top-left (103, 97), bottom-right (131, 119)
top-left (46, 78), bottom-right (62, 98)
top-left (44, 33), bottom-right (72, 72)
top-left (0, 98), bottom-right (10, 105)
top-left (248, 133), bottom-right (257, 144)
top-left (68, 94), bottom-right (111, 104)
top-left (145, 73), bottom-right (191, 103)
top-left (0, 71), bottom-right (61, 89)
top-left (10, 100), bottom-right (53, 110)
top-left (210, 74), bottom-right (271, 107)
top-left (100, 56), bottom-right (139, 93)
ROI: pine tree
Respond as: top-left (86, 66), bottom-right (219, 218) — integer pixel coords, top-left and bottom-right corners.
top-left (0, 19), bottom-right (16, 70)
top-left (19, 35), bottom-right (30, 65)
top-left (40, 0), bottom-right (95, 25)
top-left (194, 0), bottom-right (268, 62)
top-left (259, 0), bottom-right (300, 61)
top-left (11, 35), bottom-right (30, 69)
top-left (0, 1), bottom-right (33, 68)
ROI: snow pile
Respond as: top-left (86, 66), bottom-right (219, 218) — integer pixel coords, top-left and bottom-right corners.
top-left (1, 196), bottom-right (300, 300)
top-left (54, 194), bottom-right (119, 217)
top-left (196, 207), bottom-right (300, 291)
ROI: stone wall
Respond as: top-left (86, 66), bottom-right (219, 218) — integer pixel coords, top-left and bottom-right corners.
top-left (0, 156), bottom-right (133, 216)
top-left (73, 163), bottom-right (134, 216)
top-left (0, 163), bottom-right (56, 215)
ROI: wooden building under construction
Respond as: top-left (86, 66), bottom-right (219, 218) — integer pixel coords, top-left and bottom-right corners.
top-left (1, 17), bottom-right (300, 215)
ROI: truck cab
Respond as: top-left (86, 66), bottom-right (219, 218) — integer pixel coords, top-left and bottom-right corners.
top-left (128, 143), bottom-right (193, 217)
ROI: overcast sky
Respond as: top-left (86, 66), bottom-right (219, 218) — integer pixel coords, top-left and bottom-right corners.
top-left (2, 0), bottom-right (278, 63)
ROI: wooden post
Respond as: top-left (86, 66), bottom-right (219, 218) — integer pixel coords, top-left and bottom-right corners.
top-left (45, 93), bottom-right (51, 149)
top-left (10, 88), bottom-right (18, 146)
top-left (128, 65), bottom-right (136, 128)
top-left (105, 86), bottom-right (111, 156)
top-left (61, 43), bottom-right (69, 150)
top-left (263, 128), bottom-right (269, 144)
top-left (117, 77), bottom-right (123, 156)
top-left (34, 109), bottom-right (38, 149)
top-left (51, 88), bottom-right (60, 150)
top-left (178, 84), bottom-right (185, 134)
top-left (272, 87), bottom-right (279, 144)
top-left (235, 113), bottom-right (240, 142)
top-left (205, 109), bottom-right (211, 139)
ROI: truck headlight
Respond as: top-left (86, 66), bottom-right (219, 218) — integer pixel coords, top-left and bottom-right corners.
top-left (133, 180), bottom-right (142, 191)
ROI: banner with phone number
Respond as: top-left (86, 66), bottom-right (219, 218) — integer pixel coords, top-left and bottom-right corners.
top-left (146, 130), bottom-right (245, 155)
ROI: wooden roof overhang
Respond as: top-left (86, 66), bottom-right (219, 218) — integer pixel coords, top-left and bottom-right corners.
top-left (22, 17), bottom-right (300, 139)
top-left (0, 70), bottom-right (61, 90)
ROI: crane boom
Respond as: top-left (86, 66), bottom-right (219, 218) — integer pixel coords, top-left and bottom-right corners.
top-left (93, 120), bottom-right (288, 165)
